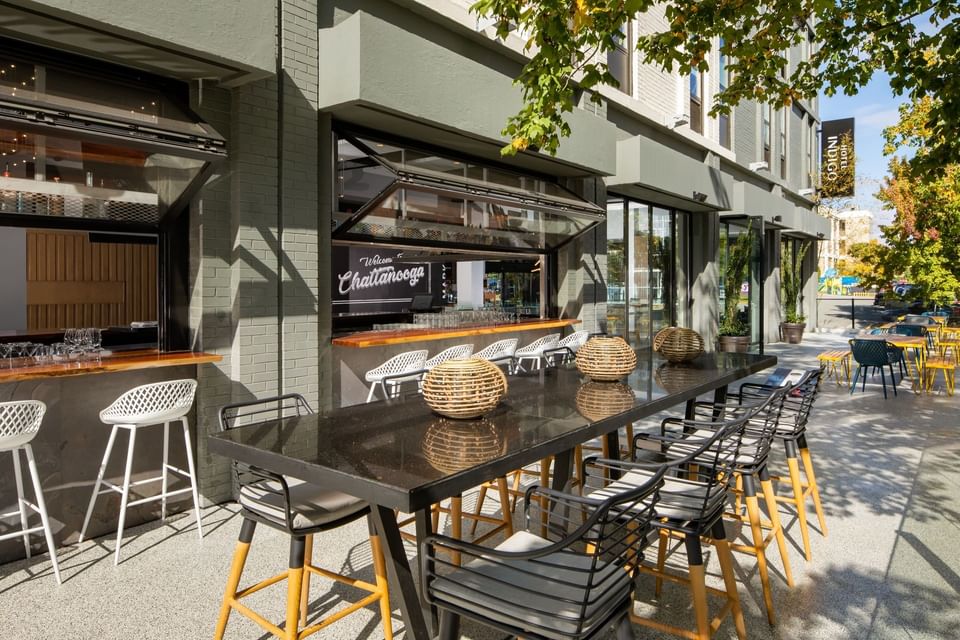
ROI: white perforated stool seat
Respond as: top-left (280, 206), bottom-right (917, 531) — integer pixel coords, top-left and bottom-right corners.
top-left (424, 344), bottom-right (474, 370)
top-left (364, 349), bottom-right (428, 403)
top-left (0, 400), bottom-right (61, 584)
top-left (514, 334), bottom-right (560, 372)
top-left (79, 379), bottom-right (203, 564)
top-left (474, 338), bottom-right (518, 366)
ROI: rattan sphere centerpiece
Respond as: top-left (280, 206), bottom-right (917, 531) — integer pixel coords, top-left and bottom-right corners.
top-left (422, 417), bottom-right (503, 473)
top-left (653, 327), bottom-right (705, 363)
top-left (422, 357), bottom-right (508, 419)
top-left (575, 336), bottom-right (637, 381)
top-left (575, 381), bottom-right (635, 422)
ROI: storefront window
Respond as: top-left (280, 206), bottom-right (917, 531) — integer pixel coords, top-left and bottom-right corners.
top-left (720, 219), bottom-right (762, 347)
top-left (606, 197), bottom-right (689, 347)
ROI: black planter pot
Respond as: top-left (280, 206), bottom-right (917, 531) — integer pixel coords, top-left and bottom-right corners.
top-left (717, 335), bottom-right (750, 353)
top-left (780, 322), bottom-right (806, 344)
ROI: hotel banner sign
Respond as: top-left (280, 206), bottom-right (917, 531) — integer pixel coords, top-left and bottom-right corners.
top-left (820, 118), bottom-right (855, 198)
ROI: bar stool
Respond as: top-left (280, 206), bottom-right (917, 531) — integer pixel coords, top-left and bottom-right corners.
top-left (473, 338), bottom-right (518, 369)
top-left (738, 369), bottom-right (827, 562)
top-left (79, 378), bottom-right (203, 565)
top-left (423, 344), bottom-right (473, 371)
top-left (215, 395), bottom-right (392, 640)
top-left (364, 350), bottom-right (428, 403)
top-left (513, 333), bottom-right (560, 372)
top-left (0, 400), bottom-right (61, 584)
top-left (544, 329), bottom-right (590, 365)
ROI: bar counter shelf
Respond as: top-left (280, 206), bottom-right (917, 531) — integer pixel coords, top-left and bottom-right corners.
top-left (332, 318), bottom-right (581, 348)
top-left (0, 349), bottom-right (222, 383)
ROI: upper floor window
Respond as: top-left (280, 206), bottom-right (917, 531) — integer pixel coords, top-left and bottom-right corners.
top-left (718, 39), bottom-right (730, 148)
top-left (779, 108), bottom-right (787, 178)
top-left (762, 105), bottom-right (772, 164)
top-left (689, 70), bottom-right (703, 134)
top-left (807, 119), bottom-right (816, 188)
top-left (608, 24), bottom-right (631, 95)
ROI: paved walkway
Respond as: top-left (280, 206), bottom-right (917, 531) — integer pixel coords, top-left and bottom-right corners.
top-left (1, 332), bottom-right (958, 639)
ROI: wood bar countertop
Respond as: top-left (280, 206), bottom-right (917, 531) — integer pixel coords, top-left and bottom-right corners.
top-left (332, 318), bottom-right (581, 348)
top-left (0, 349), bottom-right (222, 383)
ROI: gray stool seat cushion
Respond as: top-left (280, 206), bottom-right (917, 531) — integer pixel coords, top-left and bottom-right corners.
top-left (589, 469), bottom-right (724, 522)
top-left (239, 477), bottom-right (367, 529)
top-left (429, 530), bottom-right (631, 640)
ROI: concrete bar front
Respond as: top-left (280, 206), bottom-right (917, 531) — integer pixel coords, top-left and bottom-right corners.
top-left (0, 350), bottom-right (221, 563)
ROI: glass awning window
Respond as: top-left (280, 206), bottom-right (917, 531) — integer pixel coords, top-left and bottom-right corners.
top-left (334, 133), bottom-right (604, 254)
top-left (0, 42), bottom-right (225, 230)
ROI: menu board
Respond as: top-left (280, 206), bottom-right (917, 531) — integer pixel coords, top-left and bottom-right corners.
top-left (331, 246), bottom-right (438, 315)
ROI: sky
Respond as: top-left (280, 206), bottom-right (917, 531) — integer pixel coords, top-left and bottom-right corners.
top-left (818, 71), bottom-right (906, 235)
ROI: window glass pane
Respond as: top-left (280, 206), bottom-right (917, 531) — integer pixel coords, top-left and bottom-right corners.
top-left (335, 137), bottom-right (396, 229)
top-left (345, 188), bottom-right (594, 252)
top-left (606, 200), bottom-right (626, 338)
top-left (628, 201), bottom-right (650, 347)
top-left (650, 207), bottom-right (673, 338)
top-left (607, 25), bottom-right (630, 93)
top-left (674, 212), bottom-right (689, 327)
top-left (0, 126), bottom-right (202, 225)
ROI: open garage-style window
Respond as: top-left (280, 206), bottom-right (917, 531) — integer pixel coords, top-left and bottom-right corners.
top-left (0, 40), bottom-right (225, 232)
top-left (334, 132), bottom-right (605, 255)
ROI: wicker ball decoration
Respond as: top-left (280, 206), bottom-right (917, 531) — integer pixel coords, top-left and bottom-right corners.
top-left (422, 358), bottom-right (508, 419)
top-left (575, 337), bottom-right (637, 381)
top-left (653, 327), bottom-right (705, 363)
top-left (575, 381), bottom-right (635, 422)
top-left (422, 417), bottom-right (503, 474)
top-left (654, 362), bottom-right (702, 394)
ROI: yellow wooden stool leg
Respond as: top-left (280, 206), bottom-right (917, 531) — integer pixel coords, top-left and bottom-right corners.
top-left (745, 493), bottom-right (776, 625)
top-left (496, 477), bottom-right (514, 536)
top-left (688, 563), bottom-right (710, 640)
top-left (215, 519), bottom-right (256, 640)
top-left (468, 482), bottom-right (489, 536)
top-left (799, 447), bottom-right (828, 537)
top-left (761, 476), bottom-right (793, 587)
top-left (451, 496), bottom-right (463, 566)
top-left (299, 534), bottom-right (313, 627)
top-left (284, 536), bottom-right (307, 640)
top-left (712, 531), bottom-right (747, 640)
top-left (787, 455), bottom-right (812, 562)
top-left (654, 529), bottom-right (668, 597)
top-left (370, 535), bottom-right (394, 640)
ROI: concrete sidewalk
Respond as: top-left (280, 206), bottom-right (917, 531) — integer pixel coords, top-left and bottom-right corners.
top-left (1, 332), bottom-right (958, 639)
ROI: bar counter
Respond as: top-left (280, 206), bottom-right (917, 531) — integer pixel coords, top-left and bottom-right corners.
top-left (0, 349), bottom-right (221, 563)
top-left (333, 318), bottom-right (581, 406)
top-left (332, 318), bottom-right (581, 348)
top-left (0, 349), bottom-right (221, 383)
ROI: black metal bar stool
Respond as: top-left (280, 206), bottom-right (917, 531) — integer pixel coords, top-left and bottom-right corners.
top-left (214, 394), bottom-right (393, 640)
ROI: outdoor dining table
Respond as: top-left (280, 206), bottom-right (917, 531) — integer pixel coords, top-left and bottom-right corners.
top-left (859, 334), bottom-right (928, 391)
top-left (208, 349), bottom-right (776, 640)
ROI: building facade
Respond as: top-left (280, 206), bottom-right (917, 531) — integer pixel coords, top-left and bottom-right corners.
top-left (819, 207), bottom-right (875, 274)
top-left (0, 0), bottom-right (829, 503)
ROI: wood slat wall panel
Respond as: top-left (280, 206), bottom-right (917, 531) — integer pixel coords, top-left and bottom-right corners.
top-left (25, 230), bottom-right (158, 331)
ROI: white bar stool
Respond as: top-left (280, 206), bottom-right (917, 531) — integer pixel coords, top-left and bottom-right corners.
top-left (364, 350), bottom-right (428, 403)
top-left (474, 338), bottom-right (518, 365)
top-left (0, 400), bottom-right (61, 584)
top-left (514, 333), bottom-right (560, 372)
top-left (79, 378), bottom-right (203, 564)
top-left (423, 344), bottom-right (473, 371)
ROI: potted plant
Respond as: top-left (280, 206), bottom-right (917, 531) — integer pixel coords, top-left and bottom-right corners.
top-left (780, 241), bottom-right (810, 343)
top-left (718, 224), bottom-right (753, 353)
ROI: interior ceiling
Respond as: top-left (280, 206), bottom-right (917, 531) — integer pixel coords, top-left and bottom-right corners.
top-left (334, 104), bottom-right (597, 179)
top-left (0, 2), bottom-right (255, 84)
